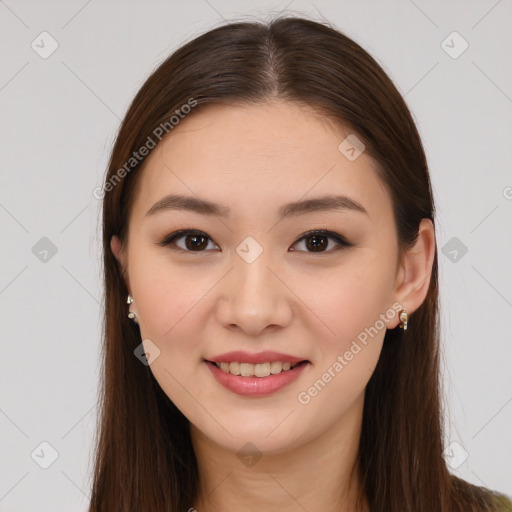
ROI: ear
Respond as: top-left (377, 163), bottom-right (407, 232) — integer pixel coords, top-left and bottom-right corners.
top-left (111, 235), bottom-right (130, 291)
top-left (389, 218), bottom-right (436, 328)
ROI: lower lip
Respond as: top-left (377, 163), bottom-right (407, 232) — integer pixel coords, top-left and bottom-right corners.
top-left (205, 360), bottom-right (309, 397)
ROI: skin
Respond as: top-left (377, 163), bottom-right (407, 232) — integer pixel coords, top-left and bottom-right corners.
top-left (111, 99), bottom-right (436, 512)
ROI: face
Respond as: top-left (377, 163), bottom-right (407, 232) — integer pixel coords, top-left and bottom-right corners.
top-left (113, 100), bottom-right (405, 455)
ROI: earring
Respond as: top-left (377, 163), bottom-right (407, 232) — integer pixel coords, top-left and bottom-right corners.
top-left (399, 309), bottom-right (408, 331)
top-left (127, 294), bottom-right (137, 322)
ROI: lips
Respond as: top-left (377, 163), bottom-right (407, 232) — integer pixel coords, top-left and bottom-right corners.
top-left (203, 350), bottom-right (310, 396)
top-left (205, 359), bottom-right (309, 397)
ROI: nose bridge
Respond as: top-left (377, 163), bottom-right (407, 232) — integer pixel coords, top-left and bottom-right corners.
top-left (233, 233), bottom-right (277, 294)
top-left (217, 242), bottom-right (291, 333)
top-left (236, 248), bottom-right (274, 299)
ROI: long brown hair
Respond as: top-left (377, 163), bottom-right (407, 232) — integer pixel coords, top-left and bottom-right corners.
top-left (89, 15), bottom-right (511, 512)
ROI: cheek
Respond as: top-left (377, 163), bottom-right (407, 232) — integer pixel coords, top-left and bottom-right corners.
top-left (295, 266), bottom-right (391, 414)
top-left (129, 247), bottom-right (212, 338)
top-left (296, 257), bottom-right (394, 351)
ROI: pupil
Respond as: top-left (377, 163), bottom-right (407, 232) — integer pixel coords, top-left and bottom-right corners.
top-left (186, 234), bottom-right (208, 251)
top-left (306, 234), bottom-right (327, 252)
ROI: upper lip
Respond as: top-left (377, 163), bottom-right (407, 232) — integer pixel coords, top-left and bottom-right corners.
top-left (206, 351), bottom-right (308, 365)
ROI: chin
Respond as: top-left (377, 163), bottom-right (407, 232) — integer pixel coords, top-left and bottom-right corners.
top-left (194, 419), bottom-right (308, 457)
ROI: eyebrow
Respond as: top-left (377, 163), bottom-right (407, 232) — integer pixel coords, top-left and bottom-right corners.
top-left (145, 193), bottom-right (369, 218)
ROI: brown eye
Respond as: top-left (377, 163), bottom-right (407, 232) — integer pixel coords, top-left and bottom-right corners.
top-left (159, 230), bottom-right (218, 252)
top-left (305, 233), bottom-right (328, 252)
top-left (183, 233), bottom-right (209, 251)
top-left (290, 230), bottom-right (352, 254)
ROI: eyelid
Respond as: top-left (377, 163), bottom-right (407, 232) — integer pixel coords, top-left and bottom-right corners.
top-left (157, 228), bottom-right (353, 253)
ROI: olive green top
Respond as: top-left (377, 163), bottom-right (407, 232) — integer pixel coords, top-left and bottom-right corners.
top-left (492, 492), bottom-right (512, 511)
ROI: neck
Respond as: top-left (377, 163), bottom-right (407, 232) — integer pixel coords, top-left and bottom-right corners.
top-left (190, 393), bottom-right (369, 512)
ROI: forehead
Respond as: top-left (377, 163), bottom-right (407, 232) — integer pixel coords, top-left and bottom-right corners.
top-left (131, 100), bottom-right (393, 223)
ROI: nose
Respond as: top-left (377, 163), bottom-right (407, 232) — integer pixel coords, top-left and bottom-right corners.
top-left (215, 250), bottom-right (293, 336)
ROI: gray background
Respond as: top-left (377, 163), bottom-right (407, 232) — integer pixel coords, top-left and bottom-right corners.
top-left (0, 0), bottom-right (511, 510)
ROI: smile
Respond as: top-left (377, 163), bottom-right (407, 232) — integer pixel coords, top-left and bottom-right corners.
top-left (213, 361), bottom-right (302, 377)
top-left (204, 359), bottom-right (310, 397)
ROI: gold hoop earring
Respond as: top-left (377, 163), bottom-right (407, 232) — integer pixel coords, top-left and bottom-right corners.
top-left (399, 309), bottom-right (408, 331)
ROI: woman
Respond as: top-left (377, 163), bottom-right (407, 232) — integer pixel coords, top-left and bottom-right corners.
top-left (89, 15), bottom-right (512, 512)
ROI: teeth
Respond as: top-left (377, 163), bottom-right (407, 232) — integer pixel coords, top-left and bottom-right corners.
top-left (215, 361), bottom-right (300, 377)
top-left (270, 361), bottom-right (282, 374)
top-left (254, 363), bottom-right (270, 377)
top-left (240, 363), bottom-right (253, 377)
top-left (229, 362), bottom-right (240, 375)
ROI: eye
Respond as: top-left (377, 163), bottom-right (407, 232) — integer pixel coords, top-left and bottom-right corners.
top-left (158, 229), bottom-right (353, 254)
top-left (158, 230), bottom-right (219, 252)
top-left (290, 230), bottom-right (353, 254)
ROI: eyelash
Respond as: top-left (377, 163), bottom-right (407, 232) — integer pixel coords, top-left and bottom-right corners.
top-left (157, 229), bottom-right (353, 254)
